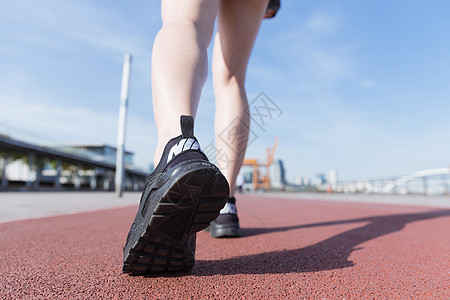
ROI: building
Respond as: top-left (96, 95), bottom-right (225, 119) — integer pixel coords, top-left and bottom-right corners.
top-left (269, 159), bottom-right (287, 189)
top-left (0, 140), bottom-right (146, 191)
top-left (70, 144), bottom-right (135, 166)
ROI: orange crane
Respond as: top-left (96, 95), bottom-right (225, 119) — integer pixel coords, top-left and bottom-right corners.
top-left (243, 137), bottom-right (279, 190)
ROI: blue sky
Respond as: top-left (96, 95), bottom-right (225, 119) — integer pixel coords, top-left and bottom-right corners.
top-left (1, 0), bottom-right (449, 183)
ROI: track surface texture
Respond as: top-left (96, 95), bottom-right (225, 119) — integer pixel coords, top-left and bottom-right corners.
top-left (1, 193), bottom-right (449, 299)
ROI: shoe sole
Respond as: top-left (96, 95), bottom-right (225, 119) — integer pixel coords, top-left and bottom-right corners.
top-left (123, 163), bottom-right (228, 274)
top-left (210, 223), bottom-right (241, 238)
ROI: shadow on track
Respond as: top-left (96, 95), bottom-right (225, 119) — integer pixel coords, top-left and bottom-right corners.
top-left (193, 209), bottom-right (450, 275)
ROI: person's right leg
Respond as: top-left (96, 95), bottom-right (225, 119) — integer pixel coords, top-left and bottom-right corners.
top-left (123, 0), bottom-right (229, 274)
top-left (151, 0), bottom-right (219, 165)
top-left (210, 0), bottom-right (268, 237)
top-left (212, 0), bottom-right (268, 196)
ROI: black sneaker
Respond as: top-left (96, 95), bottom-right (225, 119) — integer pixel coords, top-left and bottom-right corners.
top-left (123, 115), bottom-right (229, 274)
top-left (209, 197), bottom-right (241, 238)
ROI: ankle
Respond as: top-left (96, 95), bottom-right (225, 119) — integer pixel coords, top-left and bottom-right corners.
top-left (153, 142), bottom-right (166, 166)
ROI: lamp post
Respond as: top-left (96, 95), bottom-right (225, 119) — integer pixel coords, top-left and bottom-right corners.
top-left (115, 53), bottom-right (132, 197)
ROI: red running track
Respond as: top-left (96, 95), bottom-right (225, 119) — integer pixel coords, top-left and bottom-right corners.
top-left (1, 194), bottom-right (449, 299)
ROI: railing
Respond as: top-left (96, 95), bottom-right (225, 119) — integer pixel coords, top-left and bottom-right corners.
top-left (326, 168), bottom-right (450, 195)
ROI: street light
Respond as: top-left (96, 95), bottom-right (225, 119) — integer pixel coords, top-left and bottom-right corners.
top-left (115, 53), bottom-right (132, 197)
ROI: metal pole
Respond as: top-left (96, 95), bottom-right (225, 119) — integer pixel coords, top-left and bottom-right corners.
top-left (115, 53), bottom-right (132, 197)
top-left (74, 164), bottom-right (81, 190)
top-left (54, 159), bottom-right (62, 189)
top-left (1, 153), bottom-right (8, 189)
top-left (26, 152), bottom-right (35, 189)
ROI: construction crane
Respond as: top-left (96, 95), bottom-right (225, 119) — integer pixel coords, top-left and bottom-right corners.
top-left (243, 137), bottom-right (279, 191)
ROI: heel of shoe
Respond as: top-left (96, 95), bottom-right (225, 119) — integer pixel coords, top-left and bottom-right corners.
top-left (210, 222), bottom-right (241, 238)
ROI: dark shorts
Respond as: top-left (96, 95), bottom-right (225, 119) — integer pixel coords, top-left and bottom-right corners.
top-left (266, 0), bottom-right (280, 18)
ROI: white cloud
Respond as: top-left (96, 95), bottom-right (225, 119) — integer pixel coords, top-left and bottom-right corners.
top-left (0, 91), bottom-right (156, 170)
top-left (309, 50), bottom-right (352, 79)
top-left (360, 79), bottom-right (377, 87)
top-left (269, 9), bottom-right (354, 91)
top-left (0, 0), bottom-right (154, 70)
top-left (307, 10), bottom-right (344, 34)
top-left (0, 0), bottom-right (159, 171)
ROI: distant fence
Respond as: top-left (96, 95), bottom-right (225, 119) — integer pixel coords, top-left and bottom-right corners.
top-left (326, 168), bottom-right (450, 195)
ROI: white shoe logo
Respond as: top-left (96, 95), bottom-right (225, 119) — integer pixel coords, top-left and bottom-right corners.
top-left (167, 138), bottom-right (202, 163)
top-left (220, 203), bottom-right (236, 215)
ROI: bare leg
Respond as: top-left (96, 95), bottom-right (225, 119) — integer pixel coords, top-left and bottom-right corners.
top-left (152, 0), bottom-right (220, 165)
top-left (212, 0), bottom-right (268, 196)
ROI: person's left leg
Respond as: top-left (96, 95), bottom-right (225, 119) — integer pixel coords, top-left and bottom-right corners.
top-left (209, 0), bottom-right (268, 238)
top-left (212, 0), bottom-right (267, 198)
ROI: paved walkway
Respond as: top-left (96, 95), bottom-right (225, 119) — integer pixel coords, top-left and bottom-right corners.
top-left (0, 192), bottom-right (138, 224)
top-left (1, 192), bottom-right (449, 298)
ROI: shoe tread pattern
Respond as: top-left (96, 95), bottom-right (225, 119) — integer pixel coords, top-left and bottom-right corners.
top-left (123, 167), bottom-right (227, 274)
